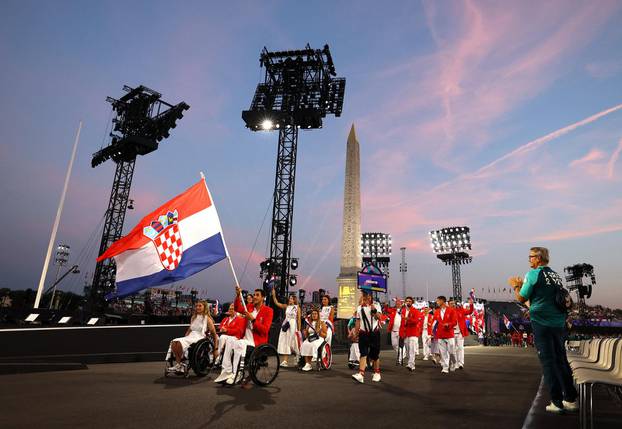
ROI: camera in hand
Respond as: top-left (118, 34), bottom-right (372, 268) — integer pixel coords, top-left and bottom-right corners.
top-left (371, 308), bottom-right (377, 315)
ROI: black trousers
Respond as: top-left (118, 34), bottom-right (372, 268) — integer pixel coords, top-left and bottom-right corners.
top-left (359, 330), bottom-right (380, 361)
top-left (532, 321), bottom-right (578, 406)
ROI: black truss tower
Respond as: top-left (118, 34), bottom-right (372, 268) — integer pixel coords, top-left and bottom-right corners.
top-left (243, 44), bottom-right (345, 319)
top-left (564, 263), bottom-right (596, 317)
top-left (91, 159), bottom-right (135, 307)
top-left (451, 256), bottom-right (463, 302)
top-left (430, 227), bottom-right (473, 302)
top-left (89, 85), bottom-right (189, 310)
top-left (268, 126), bottom-right (298, 309)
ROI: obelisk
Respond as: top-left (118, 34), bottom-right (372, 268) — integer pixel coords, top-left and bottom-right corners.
top-left (336, 124), bottom-right (362, 319)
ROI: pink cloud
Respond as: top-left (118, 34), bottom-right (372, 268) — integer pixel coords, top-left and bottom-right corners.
top-left (531, 224), bottom-right (622, 241)
top-left (569, 149), bottom-right (607, 167)
top-left (359, 0), bottom-right (621, 172)
top-left (607, 138), bottom-right (622, 179)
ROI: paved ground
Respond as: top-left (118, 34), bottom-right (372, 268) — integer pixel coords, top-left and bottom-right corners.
top-left (0, 347), bottom-right (619, 429)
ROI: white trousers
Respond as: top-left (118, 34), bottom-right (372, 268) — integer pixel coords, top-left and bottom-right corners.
top-left (438, 338), bottom-right (456, 371)
top-left (422, 332), bottom-right (431, 357)
top-left (277, 322), bottom-right (299, 356)
top-left (301, 338), bottom-right (322, 357)
top-left (221, 338), bottom-right (251, 374)
top-left (454, 332), bottom-right (464, 367)
top-left (405, 336), bottom-right (419, 368)
top-left (391, 331), bottom-right (401, 352)
top-left (218, 334), bottom-right (236, 356)
top-left (349, 343), bottom-right (360, 362)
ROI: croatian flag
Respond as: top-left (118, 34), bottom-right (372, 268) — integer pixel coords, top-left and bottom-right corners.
top-left (503, 314), bottom-right (512, 330)
top-left (97, 178), bottom-right (228, 299)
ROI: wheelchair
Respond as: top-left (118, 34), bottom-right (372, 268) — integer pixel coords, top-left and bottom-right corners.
top-left (217, 342), bottom-right (280, 386)
top-left (298, 339), bottom-right (333, 371)
top-left (164, 337), bottom-right (216, 378)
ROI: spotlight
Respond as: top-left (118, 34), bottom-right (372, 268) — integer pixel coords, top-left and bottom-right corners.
top-left (87, 317), bottom-right (100, 325)
top-left (289, 275), bottom-right (297, 286)
top-left (261, 119), bottom-right (274, 130)
top-left (290, 258), bottom-right (299, 270)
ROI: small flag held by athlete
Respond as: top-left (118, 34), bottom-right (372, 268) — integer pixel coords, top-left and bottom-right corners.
top-left (97, 177), bottom-right (229, 299)
top-left (503, 314), bottom-right (513, 330)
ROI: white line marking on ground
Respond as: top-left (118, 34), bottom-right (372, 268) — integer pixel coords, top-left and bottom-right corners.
top-left (522, 376), bottom-right (545, 429)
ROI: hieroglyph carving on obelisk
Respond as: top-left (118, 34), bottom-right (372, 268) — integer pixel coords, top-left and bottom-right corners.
top-left (337, 124), bottom-right (362, 318)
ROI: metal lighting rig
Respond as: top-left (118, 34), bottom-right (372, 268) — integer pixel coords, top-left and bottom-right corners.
top-left (429, 226), bottom-right (472, 302)
top-left (564, 263), bottom-right (596, 317)
top-left (243, 44), bottom-right (345, 317)
top-left (90, 85), bottom-right (189, 310)
top-left (361, 232), bottom-right (392, 275)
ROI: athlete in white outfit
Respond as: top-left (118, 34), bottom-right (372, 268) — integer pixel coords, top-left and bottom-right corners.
top-left (320, 295), bottom-right (334, 346)
top-left (271, 288), bottom-right (301, 367)
top-left (167, 301), bottom-right (218, 372)
top-left (389, 300), bottom-right (403, 353)
top-left (300, 308), bottom-right (327, 371)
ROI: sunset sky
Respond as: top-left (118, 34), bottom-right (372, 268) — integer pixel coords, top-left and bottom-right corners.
top-left (2, 0), bottom-right (622, 308)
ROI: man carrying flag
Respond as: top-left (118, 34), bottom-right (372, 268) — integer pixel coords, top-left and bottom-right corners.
top-left (97, 176), bottom-right (229, 299)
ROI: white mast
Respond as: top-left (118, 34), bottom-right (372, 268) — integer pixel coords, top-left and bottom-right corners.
top-left (34, 122), bottom-right (82, 309)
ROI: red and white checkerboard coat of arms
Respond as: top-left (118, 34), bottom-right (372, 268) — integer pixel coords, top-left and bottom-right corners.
top-left (143, 210), bottom-right (183, 271)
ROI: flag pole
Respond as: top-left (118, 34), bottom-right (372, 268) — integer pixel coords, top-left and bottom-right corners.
top-left (34, 121), bottom-right (82, 308)
top-left (199, 172), bottom-right (247, 312)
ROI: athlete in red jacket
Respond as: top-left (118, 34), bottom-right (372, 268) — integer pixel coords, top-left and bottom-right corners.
top-left (433, 296), bottom-right (457, 374)
top-left (449, 297), bottom-right (474, 370)
top-left (216, 287), bottom-right (273, 385)
top-left (399, 297), bottom-right (423, 371)
top-left (233, 287), bottom-right (273, 346)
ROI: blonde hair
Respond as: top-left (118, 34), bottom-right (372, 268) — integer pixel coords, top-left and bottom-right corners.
top-left (191, 300), bottom-right (209, 322)
top-left (530, 247), bottom-right (550, 265)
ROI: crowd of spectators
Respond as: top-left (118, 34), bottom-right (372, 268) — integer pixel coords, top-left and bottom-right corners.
top-left (482, 331), bottom-right (534, 347)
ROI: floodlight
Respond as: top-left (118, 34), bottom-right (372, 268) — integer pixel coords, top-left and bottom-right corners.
top-left (261, 119), bottom-right (274, 130)
top-left (291, 258), bottom-right (299, 270)
top-left (289, 275), bottom-right (297, 286)
top-left (429, 226), bottom-right (473, 301)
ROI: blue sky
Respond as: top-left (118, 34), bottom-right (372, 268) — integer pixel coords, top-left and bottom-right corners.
top-left (1, 0), bottom-right (622, 307)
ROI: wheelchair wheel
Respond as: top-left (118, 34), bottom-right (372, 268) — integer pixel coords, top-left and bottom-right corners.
top-left (190, 338), bottom-right (215, 377)
top-left (318, 341), bottom-right (332, 370)
top-left (248, 343), bottom-right (280, 386)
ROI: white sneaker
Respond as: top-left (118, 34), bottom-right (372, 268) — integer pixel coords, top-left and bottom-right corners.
top-left (407, 365), bottom-right (415, 372)
top-left (352, 372), bottom-right (364, 383)
top-left (449, 364), bottom-right (456, 372)
top-left (302, 363), bottom-right (312, 372)
top-left (423, 357), bottom-right (429, 361)
top-left (167, 363), bottom-right (179, 373)
top-left (225, 373), bottom-right (236, 385)
top-left (372, 373), bottom-right (381, 382)
top-left (214, 371), bottom-right (231, 383)
top-left (562, 400), bottom-right (578, 412)
top-left (545, 402), bottom-right (564, 414)
top-left (280, 361), bottom-right (289, 367)
top-left (441, 369), bottom-right (449, 374)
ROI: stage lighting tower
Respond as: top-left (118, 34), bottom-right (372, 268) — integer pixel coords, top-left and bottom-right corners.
top-left (242, 44), bottom-right (346, 317)
top-left (429, 226), bottom-right (472, 301)
top-left (361, 232), bottom-right (392, 275)
top-left (564, 263), bottom-right (595, 317)
top-left (90, 85), bottom-right (189, 310)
